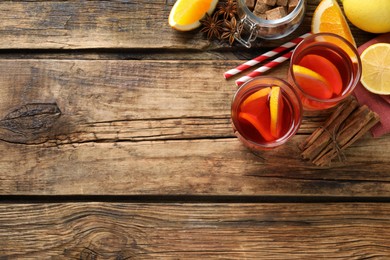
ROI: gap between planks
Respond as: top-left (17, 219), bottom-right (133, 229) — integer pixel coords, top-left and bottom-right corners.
top-left (1, 195), bottom-right (390, 204)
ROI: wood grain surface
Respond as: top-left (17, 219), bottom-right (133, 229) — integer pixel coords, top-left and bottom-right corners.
top-left (0, 0), bottom-right (373, 50)
top-left (0, 0), bottom-right (389, 258)
top-left (0, 59), bottom-right (388, 196)
top-left (1, 203), bottom-right (389, 259)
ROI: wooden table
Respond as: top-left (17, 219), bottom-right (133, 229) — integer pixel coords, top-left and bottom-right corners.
top-left (1, 1), bottom-right (389, 258)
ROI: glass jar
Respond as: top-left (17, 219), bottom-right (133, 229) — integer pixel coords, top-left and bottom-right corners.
top-left (234, 0), bottom-right (306, 48)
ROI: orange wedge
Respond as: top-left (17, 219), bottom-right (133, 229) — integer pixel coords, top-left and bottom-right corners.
top-left (168, 0), bottom-right (218, 31)
top-left (239, 87), bottom-right (274, 142)
top-left (240, 87), bottom-right (271, 109)
top-left (238, 112), bottom-right (274, 142)
top-left (269, 86), bottom-right (284, 138)
top-left (293, 65), bottom-right (333, 99)
top-left (298, 54), bottom-right (343, 95)
top-left (312, 0), bottom-right (356, 47)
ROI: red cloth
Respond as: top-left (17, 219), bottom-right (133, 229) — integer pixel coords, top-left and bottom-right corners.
top-left (353, 33), bottom-right (390, 138)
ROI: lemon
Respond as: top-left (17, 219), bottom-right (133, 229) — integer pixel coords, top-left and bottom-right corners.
top-left (360, 43), bottom-right (390, 95)
top-left (343, 0), bottom-right (390, 33)
top-left (168, 0), bottom-right (218, 31)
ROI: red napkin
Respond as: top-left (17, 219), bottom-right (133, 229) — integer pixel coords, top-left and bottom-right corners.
top-left (353, 33), bottom-right (390, 138)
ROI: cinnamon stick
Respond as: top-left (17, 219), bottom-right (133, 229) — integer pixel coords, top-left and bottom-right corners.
top-left (313, 108), bottom-right (380, 166)
top-left (300, 98), bottom-right (358, 161)
top-left (299, 98), bottom-right (354, 150)
top-left (342, 110), bottom-right (380, 148)
top-left (313, 106), bottom-right (377, 166)
top-left (314, 105), bottom-right (370, 161)
top-left (300, 98), bottom-right (380, 166)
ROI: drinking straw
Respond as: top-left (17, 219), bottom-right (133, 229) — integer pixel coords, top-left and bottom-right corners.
top-left (224, 32), bottom-right (311, 79)
top-left (235, 50), bottom-right (293, 87)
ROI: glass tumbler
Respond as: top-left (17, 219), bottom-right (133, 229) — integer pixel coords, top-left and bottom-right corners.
top-left (231, 76), bottom-right (302, 151)
top-left (288, 33), bottom-right (362, 110)
top-left (234, 0), bottom-right (305, 48)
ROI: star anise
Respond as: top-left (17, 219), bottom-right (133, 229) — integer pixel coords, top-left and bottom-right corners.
top-left (200, 12), bottom-right (224, 40)
top-left (217, 0), bottom-right (238, 20)
top-left (221, 16), bottom-right (237, 46)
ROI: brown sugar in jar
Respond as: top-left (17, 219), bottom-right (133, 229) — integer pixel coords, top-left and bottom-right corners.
top-left (235, 0), bottom-right (305, 47)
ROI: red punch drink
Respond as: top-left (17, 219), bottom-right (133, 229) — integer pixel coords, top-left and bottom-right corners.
top-left (288, 33), bottom-right (361, 110)
top-left (231, 77), bottom-right (302, 150)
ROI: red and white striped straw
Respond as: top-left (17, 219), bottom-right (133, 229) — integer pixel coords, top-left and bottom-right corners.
top-left (235, 50), bottom-right (293, 87)
top-left (224, 32), bottom-right (311, 79)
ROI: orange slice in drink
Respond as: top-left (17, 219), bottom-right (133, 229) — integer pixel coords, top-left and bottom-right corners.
top-left (238, 112), bottom-right (274, 142)
top-left (240, 87), bottom-right (271, 109)
top-left (299, 54), bottom-right (343, 95)
top-left (239, 87), bottom-right (274, 142)
top-left (269, 86), bottom-right (284, 138)
top-left (312, 0), bottom-right (356, 47)
top-left (293, 65), bottom-right (333, 99)
top-left (168, 0), bottom-right (218, 31)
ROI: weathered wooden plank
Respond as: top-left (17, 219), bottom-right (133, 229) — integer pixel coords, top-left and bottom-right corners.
top-left (0, 59), bottom-right (388, 196)
top-left (0, 0), bottom-right (374, 50)
top-left (0, 203), bottom-right (389, 258)
top-left (0, 58), bottom-right (311, 146)
top-left (1, 137), bottom-right (389, 196)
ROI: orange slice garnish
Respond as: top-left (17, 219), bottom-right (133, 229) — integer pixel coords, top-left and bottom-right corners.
top-left (269, 86), bottom-right (284, 138)
top-left (238, 112), bottom-right (274, 142)
top-left (298, 54), bottom-right (343, 95)
top-left (293, 65), bottom-right (333, 99)
top-left (239, 87), bottom-right (274, 142)
top-left (240, 87), bottom-right (271, 109)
